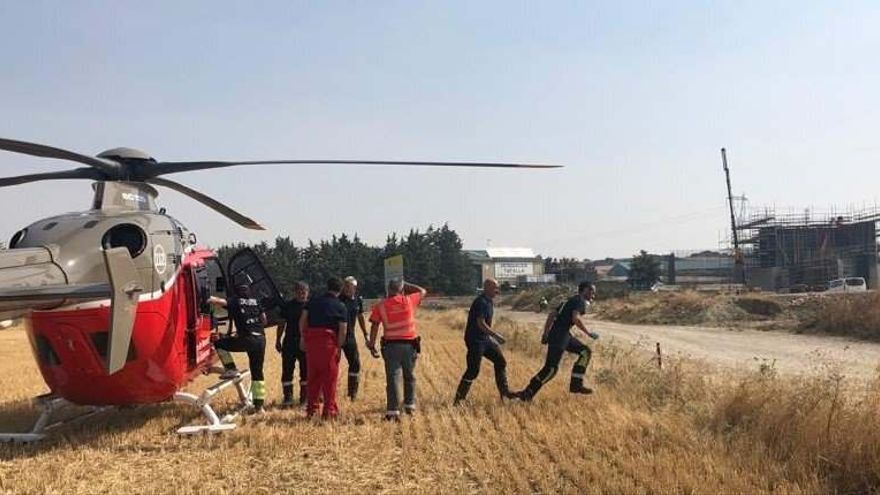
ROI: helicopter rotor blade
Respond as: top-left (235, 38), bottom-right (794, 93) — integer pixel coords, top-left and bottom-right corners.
top-left (0, 138), bottom-right (121, 176)
top-left (146, 159), bottom-right (562, 177)
top-left (0, 167), bottom-right (105, 188)
top-left (146, 177), bottom-right (265, 230)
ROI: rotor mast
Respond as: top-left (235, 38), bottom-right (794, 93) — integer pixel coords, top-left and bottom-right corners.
top-left (91, 181), bottom-right (159, 212)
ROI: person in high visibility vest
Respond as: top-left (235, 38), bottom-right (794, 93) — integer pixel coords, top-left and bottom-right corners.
top-left (367, 279), bottom-right (427, 421)
top-left (299, 277), bottom-right (348, 419)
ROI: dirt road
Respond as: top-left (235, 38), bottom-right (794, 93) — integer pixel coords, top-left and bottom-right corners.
top-left (503, 310), bottom-right (880, 380)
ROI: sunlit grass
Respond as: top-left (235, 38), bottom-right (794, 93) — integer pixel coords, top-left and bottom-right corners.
top-left (0, 310), bottom-right (878, 493)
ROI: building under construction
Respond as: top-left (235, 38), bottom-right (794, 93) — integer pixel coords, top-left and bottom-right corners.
top-left (738, 207), bottom-right (880, 291)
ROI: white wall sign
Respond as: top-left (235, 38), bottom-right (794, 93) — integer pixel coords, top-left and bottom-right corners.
top-left (495, 261), bottom-right (534, 278)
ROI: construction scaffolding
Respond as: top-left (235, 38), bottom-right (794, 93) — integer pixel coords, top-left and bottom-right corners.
top-left (736, 206), bottom-right (880, 291)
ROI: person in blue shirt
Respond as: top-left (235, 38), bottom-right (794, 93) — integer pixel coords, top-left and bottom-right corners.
top-left (453, 278), bottom-right (516, 404)
top-left (339, 276), bottom-right (368, 400)
top-left (514, 281), bottom-right (599, 401)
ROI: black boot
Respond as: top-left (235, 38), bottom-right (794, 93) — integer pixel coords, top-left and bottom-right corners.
top-left (453, 379), bottom-right (472, 405)
top-left (298, 383), bottom-right (307, 407)
top-left (570, 374), bottom-right (593, 395)
top-left (515, 377), bottom-right (543, 402)
top-left (281, 384), bottom-right (294, 408)
top-left (570, 384), bottom-right (593, 395)
top-left (347, 374), bottom-right (360, 401)
top-left (495, 369), bottom-right (516, 400)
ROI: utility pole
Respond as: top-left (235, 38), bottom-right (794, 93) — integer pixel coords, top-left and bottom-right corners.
top-left (721, 148), bottom-right (746, 285)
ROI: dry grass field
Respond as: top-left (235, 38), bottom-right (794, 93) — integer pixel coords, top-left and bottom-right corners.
top-left (1, 310), bottom-right (880, 494)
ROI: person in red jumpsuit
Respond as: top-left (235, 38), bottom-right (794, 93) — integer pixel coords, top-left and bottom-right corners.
top-left (299, 277), bottom-right (347, 419)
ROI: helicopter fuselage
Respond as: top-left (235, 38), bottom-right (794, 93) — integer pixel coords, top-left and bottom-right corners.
top-left (3, 182), bottom-right (226, 405)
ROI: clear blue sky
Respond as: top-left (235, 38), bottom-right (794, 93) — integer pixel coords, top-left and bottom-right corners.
top-left (1, 1), bottom-right (878, 259)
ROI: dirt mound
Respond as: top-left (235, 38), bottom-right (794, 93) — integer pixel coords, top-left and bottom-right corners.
top-left (595, 291), bottom-right (786, 326)
top-left (734, 297), bottom-right (783, 317)
top-left (507, 284), bottom-right (573, 312)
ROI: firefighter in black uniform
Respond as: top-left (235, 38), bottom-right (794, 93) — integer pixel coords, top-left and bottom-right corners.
top-left (514, 281), bottom-right (598, 401)
top-left (276, 280), bottom-right (309, 408)
top-left (453, 278), bottom-right (516, 404)
top-left (210, 284), bottom-right (268, 412)
top-left (339, 276), bottom-right (368, 400)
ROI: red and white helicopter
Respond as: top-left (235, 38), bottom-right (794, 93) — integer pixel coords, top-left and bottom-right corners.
top-left (0, 137), bottom-right (558, 440)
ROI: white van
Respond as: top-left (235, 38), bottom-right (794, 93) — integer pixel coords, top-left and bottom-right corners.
top-left (827, 277), bottom-right (867, 293)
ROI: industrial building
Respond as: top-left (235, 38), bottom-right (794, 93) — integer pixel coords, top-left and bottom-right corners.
top-left (464, 247), bottom-right (548, 288)
top-left (738, 208), bottom-right (880, 291)
top-left (597, 254), bottom-right (734, 287)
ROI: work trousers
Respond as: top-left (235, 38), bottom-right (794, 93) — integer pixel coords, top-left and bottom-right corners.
top-left (522, 337), bottom-right (592, 400)
top-left (214, 334), bottom-right (266, 405)
top-left (281, 337), bottom-right (307, 400)
top-left (341, 337), bottom-right (361, 399)
top-left (304, 329), bottom-right (340, 418)
top-left (382, 341), bottom-right (418, 416)
top-left (455, 339), bottom-right (510, 402)
top-left (214, 334), bottom-right (266, 381)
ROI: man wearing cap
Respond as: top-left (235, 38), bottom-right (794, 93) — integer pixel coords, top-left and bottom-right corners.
top-left (299, 277), bottom-right (348, 419)
top-left (209, 284), bottom-right (268, 412)
top-left (339, 276), bottom-right (368, 400)
top-left (368, 279), bottom-right (427, 421)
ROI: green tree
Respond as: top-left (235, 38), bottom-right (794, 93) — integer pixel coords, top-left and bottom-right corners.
top-left (214, 225), bottom-right (475, 298)
top-left (628, 250), bottom-right (661, 290)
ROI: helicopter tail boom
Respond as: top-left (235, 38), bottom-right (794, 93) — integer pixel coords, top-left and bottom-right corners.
top-left (0, 246), bottom-right (141, 375)
top-left (0, 246), bottom-right (82, 318)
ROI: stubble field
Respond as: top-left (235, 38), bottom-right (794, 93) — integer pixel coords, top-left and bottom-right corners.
top-left (1, 310), bottom-right (879, 494)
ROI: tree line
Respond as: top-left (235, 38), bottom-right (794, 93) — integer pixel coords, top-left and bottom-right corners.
top-left (216, 224), bottom-right (475, 298)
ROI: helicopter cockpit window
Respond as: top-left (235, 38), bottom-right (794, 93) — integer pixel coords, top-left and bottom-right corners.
top-left (204, 258), bottom-right (226, 296)
top-left (101, 224), bottom-right (147, 258)
top-left (194, 265), bottom-right (211, 314)
top-left (202, 258), bottom-right (227, 322)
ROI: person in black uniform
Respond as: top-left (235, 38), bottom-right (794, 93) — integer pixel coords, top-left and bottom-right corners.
top-left (210, 284), bottom-right (268, 412)
top-left (453, 278), bottom-right (516, 404)
top-left (339, 276), bottom-right (368, 400)
top-left (276, 280), bottom-right (309, 408)
top-left (514, 281), bottom-right (598, 401)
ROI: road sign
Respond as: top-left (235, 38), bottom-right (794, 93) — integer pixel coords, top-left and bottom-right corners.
top-left (384, 255), bottom-right (404, 294)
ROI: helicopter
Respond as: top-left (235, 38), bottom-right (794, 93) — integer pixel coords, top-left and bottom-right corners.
top-left (0, 137), bottom-right (559, 440)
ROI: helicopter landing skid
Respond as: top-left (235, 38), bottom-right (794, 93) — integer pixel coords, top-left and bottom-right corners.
top-left (0, 395), bottom-right (113, 443)
top-left (174, 367), bottom-right (252, 435)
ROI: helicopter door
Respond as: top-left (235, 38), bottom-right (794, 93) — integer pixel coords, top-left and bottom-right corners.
top-left (190, 262), bottom-right (220, 367)
top-left (226, 248), bottom-right (283, 314)
top-left (182, 267), bottom-right (199, 367)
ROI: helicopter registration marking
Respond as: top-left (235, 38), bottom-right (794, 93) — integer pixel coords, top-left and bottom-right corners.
top-left (154, 244), bottom-right (167, 275)
top-left (121, 192), bottom-right (146, 204)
